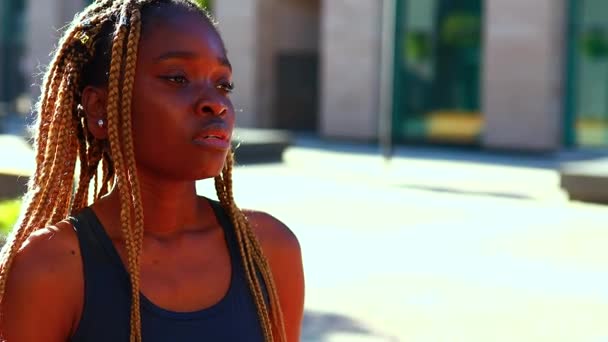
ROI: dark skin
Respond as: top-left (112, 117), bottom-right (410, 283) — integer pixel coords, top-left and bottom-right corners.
top-left (2, 9), bottom-right (304, 342)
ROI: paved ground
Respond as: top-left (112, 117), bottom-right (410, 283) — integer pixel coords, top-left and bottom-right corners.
top-left (195, 141), bottom-right (608, 342)
top-left (2, 130), bottom-right (607, 341)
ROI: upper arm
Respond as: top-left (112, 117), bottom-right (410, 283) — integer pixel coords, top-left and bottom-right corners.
top-left (0, 224), bottom-right (82, 342)
top-left (245, 211), bottom-right (305, 342)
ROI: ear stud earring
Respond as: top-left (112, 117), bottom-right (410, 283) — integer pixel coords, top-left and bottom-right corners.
top-left (97, 119), bottom-right (104, 128)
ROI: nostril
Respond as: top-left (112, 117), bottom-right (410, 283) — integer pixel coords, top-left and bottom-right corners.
top-left (202, 105), bottom-right (214, 115)
top-left (199, 102), bottom-right (227, 116)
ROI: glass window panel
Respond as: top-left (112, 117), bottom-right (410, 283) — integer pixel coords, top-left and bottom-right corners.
top-left (393, 0), bottom-right (483, 145)
top-left (0, 0), bottom-right (27, 114)
top-left (573, 0), bottom-right (608, 147)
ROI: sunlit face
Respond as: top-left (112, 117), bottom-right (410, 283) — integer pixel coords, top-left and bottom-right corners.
top-left (130, 7), bottom-right (235, 181)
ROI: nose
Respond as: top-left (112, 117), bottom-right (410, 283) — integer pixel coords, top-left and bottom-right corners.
top-left (197, 97), bottom-right (228, 117)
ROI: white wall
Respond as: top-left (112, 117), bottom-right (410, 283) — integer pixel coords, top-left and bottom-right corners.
top-left (215, 0), bottom-right (260, 127)
top-left (320, 0), bottom-right (382, 140)
top-left (482, 0), bottom-right (567, 151)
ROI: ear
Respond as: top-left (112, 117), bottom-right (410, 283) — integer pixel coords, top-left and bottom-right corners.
top-left (82, 86), bottom-right (109, 140)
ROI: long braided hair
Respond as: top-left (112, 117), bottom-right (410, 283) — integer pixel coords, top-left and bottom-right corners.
top-left (0, 1), bottom-right (286, 341)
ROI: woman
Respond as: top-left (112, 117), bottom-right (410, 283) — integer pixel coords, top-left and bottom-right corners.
top-left (0, 0), bottom-right (304, 341)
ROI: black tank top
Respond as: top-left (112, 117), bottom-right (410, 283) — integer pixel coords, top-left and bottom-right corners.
top-left (68, 199), bottom-right (265, 341)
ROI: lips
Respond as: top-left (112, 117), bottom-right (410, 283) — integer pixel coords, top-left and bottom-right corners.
top-left (192, 126), bottom-right (231, 150)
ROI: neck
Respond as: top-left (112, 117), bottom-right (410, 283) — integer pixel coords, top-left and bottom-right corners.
top-left (103, 173), bottom-right (206, 238)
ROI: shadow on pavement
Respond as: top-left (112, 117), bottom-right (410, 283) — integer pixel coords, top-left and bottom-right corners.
top-left (397, 184), bottom-right (535, 200)
top-left (301, 310), bottom-right (390, 342)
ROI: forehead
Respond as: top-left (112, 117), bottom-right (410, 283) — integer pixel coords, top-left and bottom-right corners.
top-left (139, 9), bottom-right (226, 61)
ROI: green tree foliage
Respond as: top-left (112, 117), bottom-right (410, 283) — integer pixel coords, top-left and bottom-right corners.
top-left (0, 198), bottom-right (20, 238)
top-left (193, 0), bottom-right (211, 10)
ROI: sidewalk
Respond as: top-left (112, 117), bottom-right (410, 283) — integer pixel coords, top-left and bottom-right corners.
top-left (208, 140), bottom-right (608, 342)
top-left (1, 131), bottom-right (607, 341)
top-left (282, 140), bottom-right (568, 202)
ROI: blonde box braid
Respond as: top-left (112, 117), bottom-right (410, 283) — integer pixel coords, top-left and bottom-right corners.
top-left (0, 1), bottom-right (287, 341)
top-left (215, 153), bottom-right (287, 341)
top-left (0, 0), bottom-right (118, 300)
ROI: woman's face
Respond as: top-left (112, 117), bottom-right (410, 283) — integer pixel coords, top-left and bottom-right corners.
top-left (130, 8), bottom-right (235, 181)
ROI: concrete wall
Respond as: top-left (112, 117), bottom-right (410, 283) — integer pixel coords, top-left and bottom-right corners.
top-left (256, 0), bottom-right (320, 128)
top-left (59, 0), bottom-right (85, 26)
top-left (256, 0), bottom-right (278, 127)
top-left (275, 0), bottom-right (319, 52)
top-left (215, 0), bottom-right (260, 127)
top-left (23, 0), bottom-right (263, 130)
top-left (320, 0), bottom-right (382, 140)
top-left (25, 0), bottom-right (85, 102)
top-left (482, 0), bottom-right (567, 151)
top-left (18, 0), bottom-right (573, 151)
top-left (216, 0), bottom-right (319, 129)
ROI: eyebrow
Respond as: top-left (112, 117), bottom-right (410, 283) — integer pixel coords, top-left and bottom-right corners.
top-left (155, 51), bottom-right (232, 70)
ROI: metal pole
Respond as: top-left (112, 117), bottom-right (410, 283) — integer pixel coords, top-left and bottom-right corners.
top-left (379, 0), bottom-right (397, 163)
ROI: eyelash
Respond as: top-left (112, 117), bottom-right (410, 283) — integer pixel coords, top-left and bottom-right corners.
top-left (161, 75), bottom-right (188, 84)
top-left (217, 82), bottom-right (235, 93)
top-left (160, 76), bottom-right (234, 93)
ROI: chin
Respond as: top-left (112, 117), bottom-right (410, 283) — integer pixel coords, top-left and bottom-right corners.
top-left (142, 152), bottom-right (228, 181)
top-left (193, 160), bottom-right (227, 180)
top-left (194, 169), bottom-right (223, 181)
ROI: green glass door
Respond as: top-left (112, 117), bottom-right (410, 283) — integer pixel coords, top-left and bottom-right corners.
top-left (0, 0), bottom-right (26, 115)
top-left (568, 0), bottom-right (608, 147)
top-left (392, 0), bottom-right (483, 144)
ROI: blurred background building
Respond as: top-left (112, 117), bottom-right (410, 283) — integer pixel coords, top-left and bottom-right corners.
top-left (218, 0), bottom-right (607, 152)
top-left (1, 0), bottom-right (608, 152)
top-left (1, 2), bottom-right (607, 341)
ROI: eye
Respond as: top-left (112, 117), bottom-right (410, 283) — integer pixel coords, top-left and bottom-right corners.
top-left (160, 75), bottom-right (189, 84)
top-left (216, 82), bottom-right (235, 94)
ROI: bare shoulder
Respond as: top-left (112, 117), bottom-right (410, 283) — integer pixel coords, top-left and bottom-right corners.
top-left (8, 220), bottom-right (81, 279)
top-left (243, 210), bottom-right (301, 254)
top-left (243, 210), bottom-right (305, 341)
top-left (1, 221), bottom-right (82, 341)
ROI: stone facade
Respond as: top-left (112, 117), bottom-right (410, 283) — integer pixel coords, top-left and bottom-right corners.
top-left (214, 0), bottom-right (260, 127)
top-left (15, 0), bottom-right (572, 151)
top-left (216, 0), bottom-right (320, 129)
top-left (320, 0), bottom-right (382, 140)
top-left (25, 0), bottom-right (85, 102)
top-left (482, 0), bottom-right (567, 151)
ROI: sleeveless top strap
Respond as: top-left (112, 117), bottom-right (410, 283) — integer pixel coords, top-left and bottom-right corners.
top-left (68, 200), bottom-right (266, 342)
top-left (69, 208), bottom-right (131, 341)
top-left (208, 200), bottom-right (270, 306)
top-left (208, 200), bottom-right (242, 268)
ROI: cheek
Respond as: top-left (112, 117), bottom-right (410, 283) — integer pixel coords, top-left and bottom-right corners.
top-left (127, 78), bottom-right (228, 179)
top-left (130, 77), bottom-right (187, 139)
top-left (129, 80), bottom-right (181, 160)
